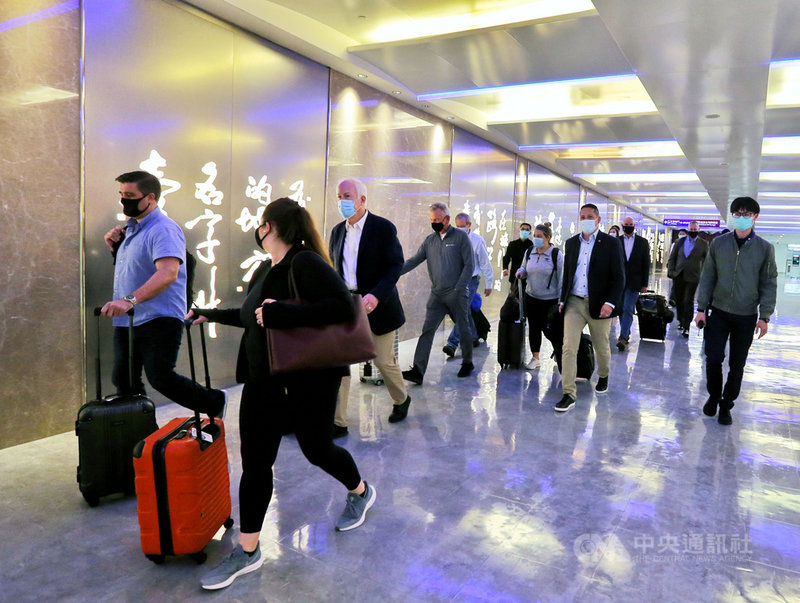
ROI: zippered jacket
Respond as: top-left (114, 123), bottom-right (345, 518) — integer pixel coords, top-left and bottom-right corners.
top-left (696, 232), bottom-right (778, 319)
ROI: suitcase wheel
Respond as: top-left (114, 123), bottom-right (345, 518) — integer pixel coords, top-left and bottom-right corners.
top-left (224, 517), bottom-right (235, 529)
top-left (359, 377), bottom-right (366, 383)
top-left (82, 491), bottom-right (100, 508)
top-left (374, 379), bottom-right (384, 386)
top-left (146, 554), bottom-right (165, 565)
top-left (190, 552), bottom-right (207, 565)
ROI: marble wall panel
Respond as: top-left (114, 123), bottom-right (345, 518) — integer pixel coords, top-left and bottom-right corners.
top-left (0, 2), bottom-right (82, 448)
top-left (525, 162), bottom-right (581, 250)
top-left (83, 0), bottom-right (330, 396)
top-left (449, 128), bottom-right (517, 316)
top-left (326, 72), bottom-right (454, 341)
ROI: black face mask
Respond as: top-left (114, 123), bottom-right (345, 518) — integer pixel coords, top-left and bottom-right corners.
top-left (688, 231), bottom-right (699, 238)
top-left (254, 225), bottom-right (267, 249)
top-left (121, 195), bottom-right (147, 218)
top-left (431, 221), bottom-right (445, 233)
top-left (622, 225), bottom-right (635, 235)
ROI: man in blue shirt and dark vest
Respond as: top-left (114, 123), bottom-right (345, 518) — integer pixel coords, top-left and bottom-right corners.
top-left (101, 170), bottom-right (226, 417)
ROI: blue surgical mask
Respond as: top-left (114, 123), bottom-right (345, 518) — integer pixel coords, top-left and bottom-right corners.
top-left (532, 237), bottom-right (544, 249)
top-left (338, 199), bottom-right (356, 220)
top-left (732, 215), bottom-right (753, 231)
top-left (580, 219), bottom-right (597, 235)
top-left (457, 226), bottom-right (469, 233)
top-left (520, 230), bottom-right (531, 239)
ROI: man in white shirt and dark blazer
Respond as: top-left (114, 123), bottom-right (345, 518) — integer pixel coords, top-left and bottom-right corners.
top-left (329, 179), bottom-right (410, 437)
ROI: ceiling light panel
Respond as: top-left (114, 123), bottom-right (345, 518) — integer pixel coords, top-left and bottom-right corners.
top-left (420, 74), bottom-right (657, 123)
top-left (576, 172), bottom-right (700, 183)
top-left (367, 0), bottom-right (596, 43)
top-left (767, 59), bottom-right (800, 108)
top-left (522, 140), bottom-right (683, 159)
top-left (762, 136), bottom-right (800, 155)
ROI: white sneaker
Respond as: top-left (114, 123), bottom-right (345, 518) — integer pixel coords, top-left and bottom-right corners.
top-left (525, 358), bottom-right (540, 370)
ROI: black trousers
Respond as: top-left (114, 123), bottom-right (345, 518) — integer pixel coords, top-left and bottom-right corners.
top-left (112, 317), bottom-right (222, 415)
top-left (704, 307), bottom-right (757, 404)
top-left (523, 295), bottom-right (558, 354)
top-left (672, 274), bottom-right (699, 329)
top-left (238, 369), bottom-right (362, 533)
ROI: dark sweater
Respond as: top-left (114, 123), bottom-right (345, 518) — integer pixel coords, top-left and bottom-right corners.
top-left (197, 246), bottom-right (354, 382)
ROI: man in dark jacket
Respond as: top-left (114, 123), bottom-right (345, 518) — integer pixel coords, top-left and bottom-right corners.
top-left (329, 179), bottom-right (410, 435)
top-left (667, 220), bottom-right (708, 337)
top-left (556, 204), bottom-right (625, 412)
top-left (616, 217), bottom-right (651, 351)
top-left (401, 202), bottom-right (475, 383)
top-left (502, 223), bottom-right (533, 285)
top-left (695, 197), bottom-right (777, 426)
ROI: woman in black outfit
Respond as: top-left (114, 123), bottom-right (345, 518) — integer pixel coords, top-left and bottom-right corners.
top-left (191, 198), bottom-right (376, 591)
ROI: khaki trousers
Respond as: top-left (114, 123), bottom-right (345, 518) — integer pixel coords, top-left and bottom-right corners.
top-left (334, 330), bottom-right (407, 427)
top-left (561, 295), bottom-right (611, 399)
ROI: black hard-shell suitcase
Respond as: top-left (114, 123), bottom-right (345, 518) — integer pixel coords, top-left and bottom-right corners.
top-left (498, 280), bottom-right (525, 369)
top-left (636, 292), bottom-right (672, 341)
top-left (76, 308), bottom-right (158, 507)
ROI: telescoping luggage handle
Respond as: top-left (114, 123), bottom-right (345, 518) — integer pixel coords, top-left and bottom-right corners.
top-left (517, 277), bottom-right (525, 322)
top-left (183, 320), bottom-right (214, 448)
top-left (92, 306), bottom-right (137, 401)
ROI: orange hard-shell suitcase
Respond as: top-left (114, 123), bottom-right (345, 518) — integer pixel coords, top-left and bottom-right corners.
top-left (132, 322), bottom-right (232, 564)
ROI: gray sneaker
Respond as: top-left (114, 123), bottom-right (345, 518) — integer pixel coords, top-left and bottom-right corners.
top-left (200, 545), bottom-right (263, 590)
top-left (335, 482), bottom-right (376, 532)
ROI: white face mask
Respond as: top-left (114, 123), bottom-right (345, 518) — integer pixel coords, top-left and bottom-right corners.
top-left (580, 219), bottom-right (597, 235)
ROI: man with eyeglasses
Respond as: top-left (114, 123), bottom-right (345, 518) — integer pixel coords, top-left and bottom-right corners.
top-left (695, 197), bottom-right (778, 425)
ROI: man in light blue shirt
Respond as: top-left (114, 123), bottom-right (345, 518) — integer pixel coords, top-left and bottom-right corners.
top-left (101, 170), bottom-right (226, 417)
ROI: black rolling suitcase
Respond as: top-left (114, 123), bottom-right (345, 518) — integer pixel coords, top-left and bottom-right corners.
top-left (76, 308), bottom-right (158, 507)
top-left (497, 280), bottom-right (525, 369)
top-left (553, 332), bottom-right (595, 379)
top-left (636, 292), bottom-right (673, 342)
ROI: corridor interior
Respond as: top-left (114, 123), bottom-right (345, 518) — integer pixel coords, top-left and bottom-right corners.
top-left (2, 275), bottom-right (798, 602)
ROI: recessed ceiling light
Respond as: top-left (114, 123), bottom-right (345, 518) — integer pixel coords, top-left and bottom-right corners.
top-left (392, 90), bottom-right (402, 95)
top-left (356, 73), bottom-right (368, 79)
top-left (446, 116), bottom-right (455, 120)
top-left (720, 162), bottom-right (729, 166)
top-left (705, 113), bottom-right (720, 119)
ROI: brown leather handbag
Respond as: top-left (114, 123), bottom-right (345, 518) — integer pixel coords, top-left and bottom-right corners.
top-left (266, 255), bottom-right (376, 374)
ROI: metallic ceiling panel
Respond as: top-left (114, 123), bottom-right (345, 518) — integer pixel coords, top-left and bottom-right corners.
top-left (764, 107), bottom-right (800, 136)
top-left (770, 0), bottom-right (800, 60)
top-left (492, 114), bottom-right (673, 146)
top-left (593, 0), bottom-right (780, 213)
top-left (350, 14), bottom-right (632, 94)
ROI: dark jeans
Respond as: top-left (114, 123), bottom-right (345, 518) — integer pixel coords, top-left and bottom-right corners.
top-left (704, 307), bottom-right (757, 403)
top-left (238, 370), bottom-right (361, 533)
top-left (673, 274), bottom-right (699, 329)
top-left (112, 317), bottom-right (222, 415)
top-left (523, 295), bottom-right (558, 354)
top-left (413, 288), bottom-right (473, 373)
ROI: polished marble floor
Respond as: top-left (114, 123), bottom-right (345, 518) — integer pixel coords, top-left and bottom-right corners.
top-left (2, 276), bottom-right (799, 602)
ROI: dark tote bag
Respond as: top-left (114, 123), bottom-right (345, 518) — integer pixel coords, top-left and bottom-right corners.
top-left (266, 256), bottom-right (376, 374)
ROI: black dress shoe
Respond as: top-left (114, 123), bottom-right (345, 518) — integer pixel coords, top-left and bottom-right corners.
top-left (402, 366), bottom-right (424, 385)
top-left (331, 424), bottom-right (349, 439)
top-left (595, 376), bottom-right (608, 393)
top-left (554, 395), bottom-right (575, 413)
top-left (702, 396), bottom-right (719, 417)
top-left (457, 362), bottom-right (474, 377)
top-left (388, 396), bottom-right (411, 423)
top-left (442, 345), bottom-right (456, 358)
top-left (717, 406), bottom-right (732, 425)
top-left (473, 339), bottom-right (480, 348)
top-left (616, 338), bottom-right (628, 352)
top-left (682, 328), bottom-right (690, 338)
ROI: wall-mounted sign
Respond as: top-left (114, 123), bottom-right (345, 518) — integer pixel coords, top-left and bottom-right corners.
top-left (663, 218), bottom-right (721, 229)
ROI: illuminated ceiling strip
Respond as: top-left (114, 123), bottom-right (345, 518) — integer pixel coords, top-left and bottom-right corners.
top-left (520, 140), bottom-right (675, 151)
top-left (759, 172), bottom-right (800, 181)
top-left (762, 136), bottom-right (800, 155)
top-left (607, 191), bottom-right (709, 197)
top-left (756, 192), bottom-right (800, 198)
top-left (369, 0), bottom-right (595, 43)
top-left (417, 73), bottom-right (637, 101)
top-left (576, 173), bottom-right (700, 183)
top-left (0, 0), bottom-right (78, 33)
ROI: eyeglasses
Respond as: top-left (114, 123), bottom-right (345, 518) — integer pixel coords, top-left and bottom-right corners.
top-left (732, 211), bottom-right (755, 218)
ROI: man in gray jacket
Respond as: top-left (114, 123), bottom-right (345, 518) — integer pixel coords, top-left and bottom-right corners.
top-left (695, 197), bottom-right (778, 425)
top-left (401, 202), bottom-right (475, 383)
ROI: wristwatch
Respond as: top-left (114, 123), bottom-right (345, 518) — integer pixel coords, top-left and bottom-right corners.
top-left (761, 317), bottom-right (769, 323)
top-left (124, 294), bottom-right (137, 307)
